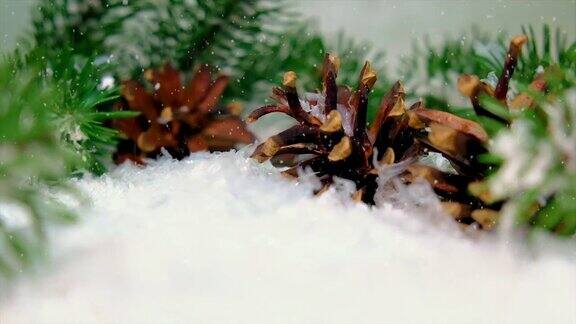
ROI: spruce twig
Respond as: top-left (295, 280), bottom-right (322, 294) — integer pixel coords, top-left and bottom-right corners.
top-left (0, 55), bottom-right (82, 277)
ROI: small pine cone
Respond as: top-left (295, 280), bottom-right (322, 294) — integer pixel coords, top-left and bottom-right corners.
top-left (247, 54), bottom-right (489, 215)
top-left (112, 63), bottom-right (255, 164)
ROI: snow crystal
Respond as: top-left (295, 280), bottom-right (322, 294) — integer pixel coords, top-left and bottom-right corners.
top-left (490, 120), bottom-right (553, 198)
top-left (336, 103), bottom-right (355, 136)
top-left (545, 89), bottom-right (576, 173)
top-left (491, 89), bottom-right (576, 200)
top-left (66, 124), bottom-right (88, 143)
top-left (98, 75), bottom-right (115, 90)
top-left (301, 92), bottom-right (327, 123)
top-left (1, 151), bottom-right (574, 323)
top-left (482, 71), bottom-right (499, 89)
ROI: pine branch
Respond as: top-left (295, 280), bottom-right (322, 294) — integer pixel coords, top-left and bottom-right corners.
top-left (398, 27), bottom-right (498, 108)
top-left (488, 67), bottom-right (576, 236)
top-left (44, 52), bottom-right (129, 175)
top-left (34, 0), bottom-right (291, 78)
top-left (400, 25), bottom-right (575, 110)
top-left (26, 0), bottom-right (150, 174)
top-left (13, 44), bottom-right (129, 175)
top-left (0, 55), bottom-right (82, 277)
top-left (468, 53), bottom-right (576, 236)
top-left (486, 74), bottom-right (576, 236)
top-left (225, 21), bottom-right (391, 122)
top-left (516, 25), bottom-right (576, 82)
top-left (32, 0), bottom-right (139, 59)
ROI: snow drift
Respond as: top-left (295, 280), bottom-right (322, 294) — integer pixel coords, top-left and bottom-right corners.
top-left (1, 150), bottom-right (574, 323)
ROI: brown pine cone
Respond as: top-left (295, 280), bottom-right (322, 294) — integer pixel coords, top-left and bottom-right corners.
top-left (112, 63), bottom-right (255, 164)
top-left (246, 54), bottom-right (489, 225)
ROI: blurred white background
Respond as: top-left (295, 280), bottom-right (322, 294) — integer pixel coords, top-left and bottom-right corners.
top-left (294, 0), bottom-right (575, 65)
top-left (2, 0), bottom-right (575, 60)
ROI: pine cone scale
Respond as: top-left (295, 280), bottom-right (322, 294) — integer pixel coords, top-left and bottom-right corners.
top-left (145, 63), bottom-right (183, 107)
top-left (182, 65), bottom-right (212, 107)
top-left (197, 75), bottom-right (230, 113)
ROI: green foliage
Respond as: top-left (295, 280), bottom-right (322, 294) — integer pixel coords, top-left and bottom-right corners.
top-left (12, 45), bottom-right (127, 175)
top-left (32, 0), bottom-right (144, 60)
top-left (0, 46), bottom-right (125, 277)
top-left (535, 182), bottom-right (576, 236)
top-left (0, 55), bottom-right (81, 277)
top-left (484, 69), bottom-right (576, 236)
top-left (399, 27), bottom-right (498, 106)
top-left (515, 25), bottom-right (576, 83)
top-left (227, 22), bottom-right (391, 121)
top-left (400, 28), bottom-right (492, 83)
top-left (45, 54), bottom-right (129, 175)
top-left (401, 25), bottom-right (576, 109)
top-left (33, 0), bottom-right (289, 76)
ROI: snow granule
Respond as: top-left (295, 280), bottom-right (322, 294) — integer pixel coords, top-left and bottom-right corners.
top-left (1, 150), bottom-right (574, 324)
top-left (98, 75), bottom-right (115, 90)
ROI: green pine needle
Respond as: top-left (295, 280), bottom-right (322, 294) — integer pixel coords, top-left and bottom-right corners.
top-left (0, 55), bottom-right (82, 277)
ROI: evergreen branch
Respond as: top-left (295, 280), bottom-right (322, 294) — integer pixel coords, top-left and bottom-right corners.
top-left (400, 25), bottom-right (575, 109)
top-left (32, 0), bottom-right (139, 59)
top-left (480, 66), bottom-right (576, 236)
top-left (0, 55), bottom-right (82, 277)
top-left (46, 53), bottom-right (122, 175)
top-left (225, 21), bottom-right (391, 121)
top-left (14, 44), bottom-right (125, 175)
top-left (33, 0), bottom-right (292, 78)
top-left (399, 26), bottom-right (499, 107)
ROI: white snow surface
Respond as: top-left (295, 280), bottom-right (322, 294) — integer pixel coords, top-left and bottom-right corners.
top-left (1, 151), bottom-right (575, 324)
